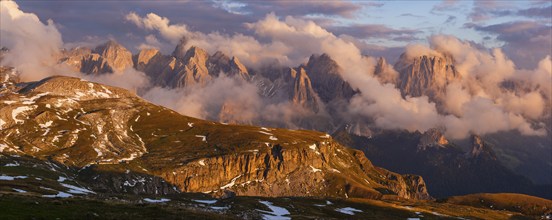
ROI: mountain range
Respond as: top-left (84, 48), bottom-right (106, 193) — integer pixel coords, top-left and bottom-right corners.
top-left (1, 40), bottom-right (551, 219)
top-left (56, 40), bottom-right (552, 187)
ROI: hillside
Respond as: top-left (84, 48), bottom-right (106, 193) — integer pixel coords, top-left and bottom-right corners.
top-left (0, 73), bottom-right (430, 200)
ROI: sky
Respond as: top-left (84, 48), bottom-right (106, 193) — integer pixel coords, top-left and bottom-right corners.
top-left (13, 0), bottom-right (552, 68)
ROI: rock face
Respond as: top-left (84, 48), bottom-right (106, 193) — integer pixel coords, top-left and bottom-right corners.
top-left (170, 46), bottom-right (212, 88)
top-left (0, 75), bottom-right (431, 200)
top-left (305, 54), bottom-right (356, 103)
top-left (61, 41), bottom-right (133, 74)
top-left (417, 128), bottom-right (449, 151)
top-left (333, 129), bottom-right (540, 198)
top-left (133, 48), bottom-right (161, 71)
top-left (395, 53), bottom-right (460, 101)
top-left (468, 135), bottom-right (497, 160)
top-left (288, 67), bottom-right (319, 112)
top-left (93, 40), bottom-right (134, 73)
top-left (374, 57), bottom-right (398, 85)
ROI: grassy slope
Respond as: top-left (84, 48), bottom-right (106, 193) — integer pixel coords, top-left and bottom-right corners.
top-left (444, 193), bottom-right (552, 216)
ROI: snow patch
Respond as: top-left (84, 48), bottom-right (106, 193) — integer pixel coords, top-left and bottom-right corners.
top-left (12, 106), bottom-right (36, 124)
top-left (220, 174), bottom-right (242, 190)
top-left (198, 159), bottom-right (206, 166)
top-left (5, 161), bottom-right (20, 167)
top-left (13, 188), bottom-right (27, 193)
top-left (143, 198), bottom-right (170, 203)
top-left (330, 168), bottom-right (341, 173)
top-left (258, 200), bottom-right (291, 220)
top-left (269, 136), bottom-right (278, 141)
top-left (61, 183), bottom-right (95, 194)
top-left (195, 135), bottom-right (207, 142)
top-left (43, 191), bottom-right (73, 198)
top-left (188, 122), bottom-right (194, 127)
top-left (309, 166), bottom-right (322, 173)
top-left (192, 199), bottom-right (217, 204)
top-left (39, 121), bottom-right (53, 128)
top-left (335, 207), bottom-right (363, 215)
top-left (0, 175), bottom-right (28, 180)
top-left (258, 131), bottom-right (272, 135)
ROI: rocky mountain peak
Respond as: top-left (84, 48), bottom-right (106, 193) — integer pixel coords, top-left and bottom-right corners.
top-left (305, 53), bottom-right (355, 103)
top-left (92, 40), bottom-right (133, 72)
top-left (134, 48), bottom-right (160, 70)
top-left (374, 57), bottom-right (398, 84)
top-left (417, 128), bottom-right (449, 151)
top-left (228, 56), bottom-right (250, 80)
top-left (468, 135), bottom-right (497, 160)
top-left (171, 45), bottom-right (211, 88)
top-left (171, 38), bottom-right (188, 59)
top-left (395, 52), bottom-right (461, 103)
top-left (183, 46), bottom-right (209, 62)
top-left (289, 67), bottom-right (319, 112)
top-left (209, 51), bottom-right (231, 68)
top-left (307, 53), bottom-right (338, 72)
top-left (376, 57), bottom-right (387, 71)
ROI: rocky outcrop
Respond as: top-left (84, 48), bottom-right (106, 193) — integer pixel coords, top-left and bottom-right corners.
top-left (207, 51), bottom-right (250, 80)
top-left (0, 75), bottom-right (431, 200)
top-left (134, 48), bottom-right (161, 70)
top-left (374, 57), bottom-right (399, 85)
top-left (228, 56), bottom-right (250, 80)
top-left (468, 135), bottom-right (497, 160)
top-left (395, 53), bottom-right (460, 102)
top-left (334, 129), bottom-right (539, 198)
top-left (288, 67), bottom-right (319, 112)
top-left (417, 128), bottom-right (449, 151)
top-left (92, 40), bottom-right (133, 73)
top-left (61, 41), bottom-right (133, 74)
top-left (170, 46), bottom-right (211, 88)
top-left (305, 54), bottom-right (356, 103)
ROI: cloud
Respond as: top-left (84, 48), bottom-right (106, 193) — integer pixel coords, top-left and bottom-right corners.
top-left (328, 24), bottom-right (422, 41)
top-left (233, 0), bottom-right (366, 18)
top-left (407, 35), bottom-right (551, 138)
top-left (83, 68), bottom-right (150, 93)
top-left (432, 0), bottom-right (460, 12)
top-left (0, 1), bottom-right (71, 81)
top-left (3, 2), bottom-right (550, 140)
top-left (137, 34), bottom-right (163, 50)
top-left (142, 74), bottom-right (325, 128)
top-left (0, 1), bottom-right (148, 93)
top-left (517, 5), bottom-right (552, 18)
top-left (125, 12), bottom-right (188, 45)
top-left (143, 75), bottom-right (261, 121)
top-left (399, 13), bottom-right (424, 18)
top-left (444, 15), bottom-right (457, 24)
top-left (469, 21), bottom-right (552, 69)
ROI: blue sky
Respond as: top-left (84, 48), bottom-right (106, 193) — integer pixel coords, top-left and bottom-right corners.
top-left (13, 0), bottom-right (552, 68)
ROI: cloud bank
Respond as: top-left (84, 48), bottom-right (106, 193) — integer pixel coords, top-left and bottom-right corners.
top-left (0, 1), bottom-right (148, 92)
top-left (2, 2), bottom-right (551, 140)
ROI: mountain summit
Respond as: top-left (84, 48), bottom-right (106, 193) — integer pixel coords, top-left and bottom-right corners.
top-left (0, 75), bottom-right (430, 200)
top-left (395, 53), bottom-right (461, 102)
